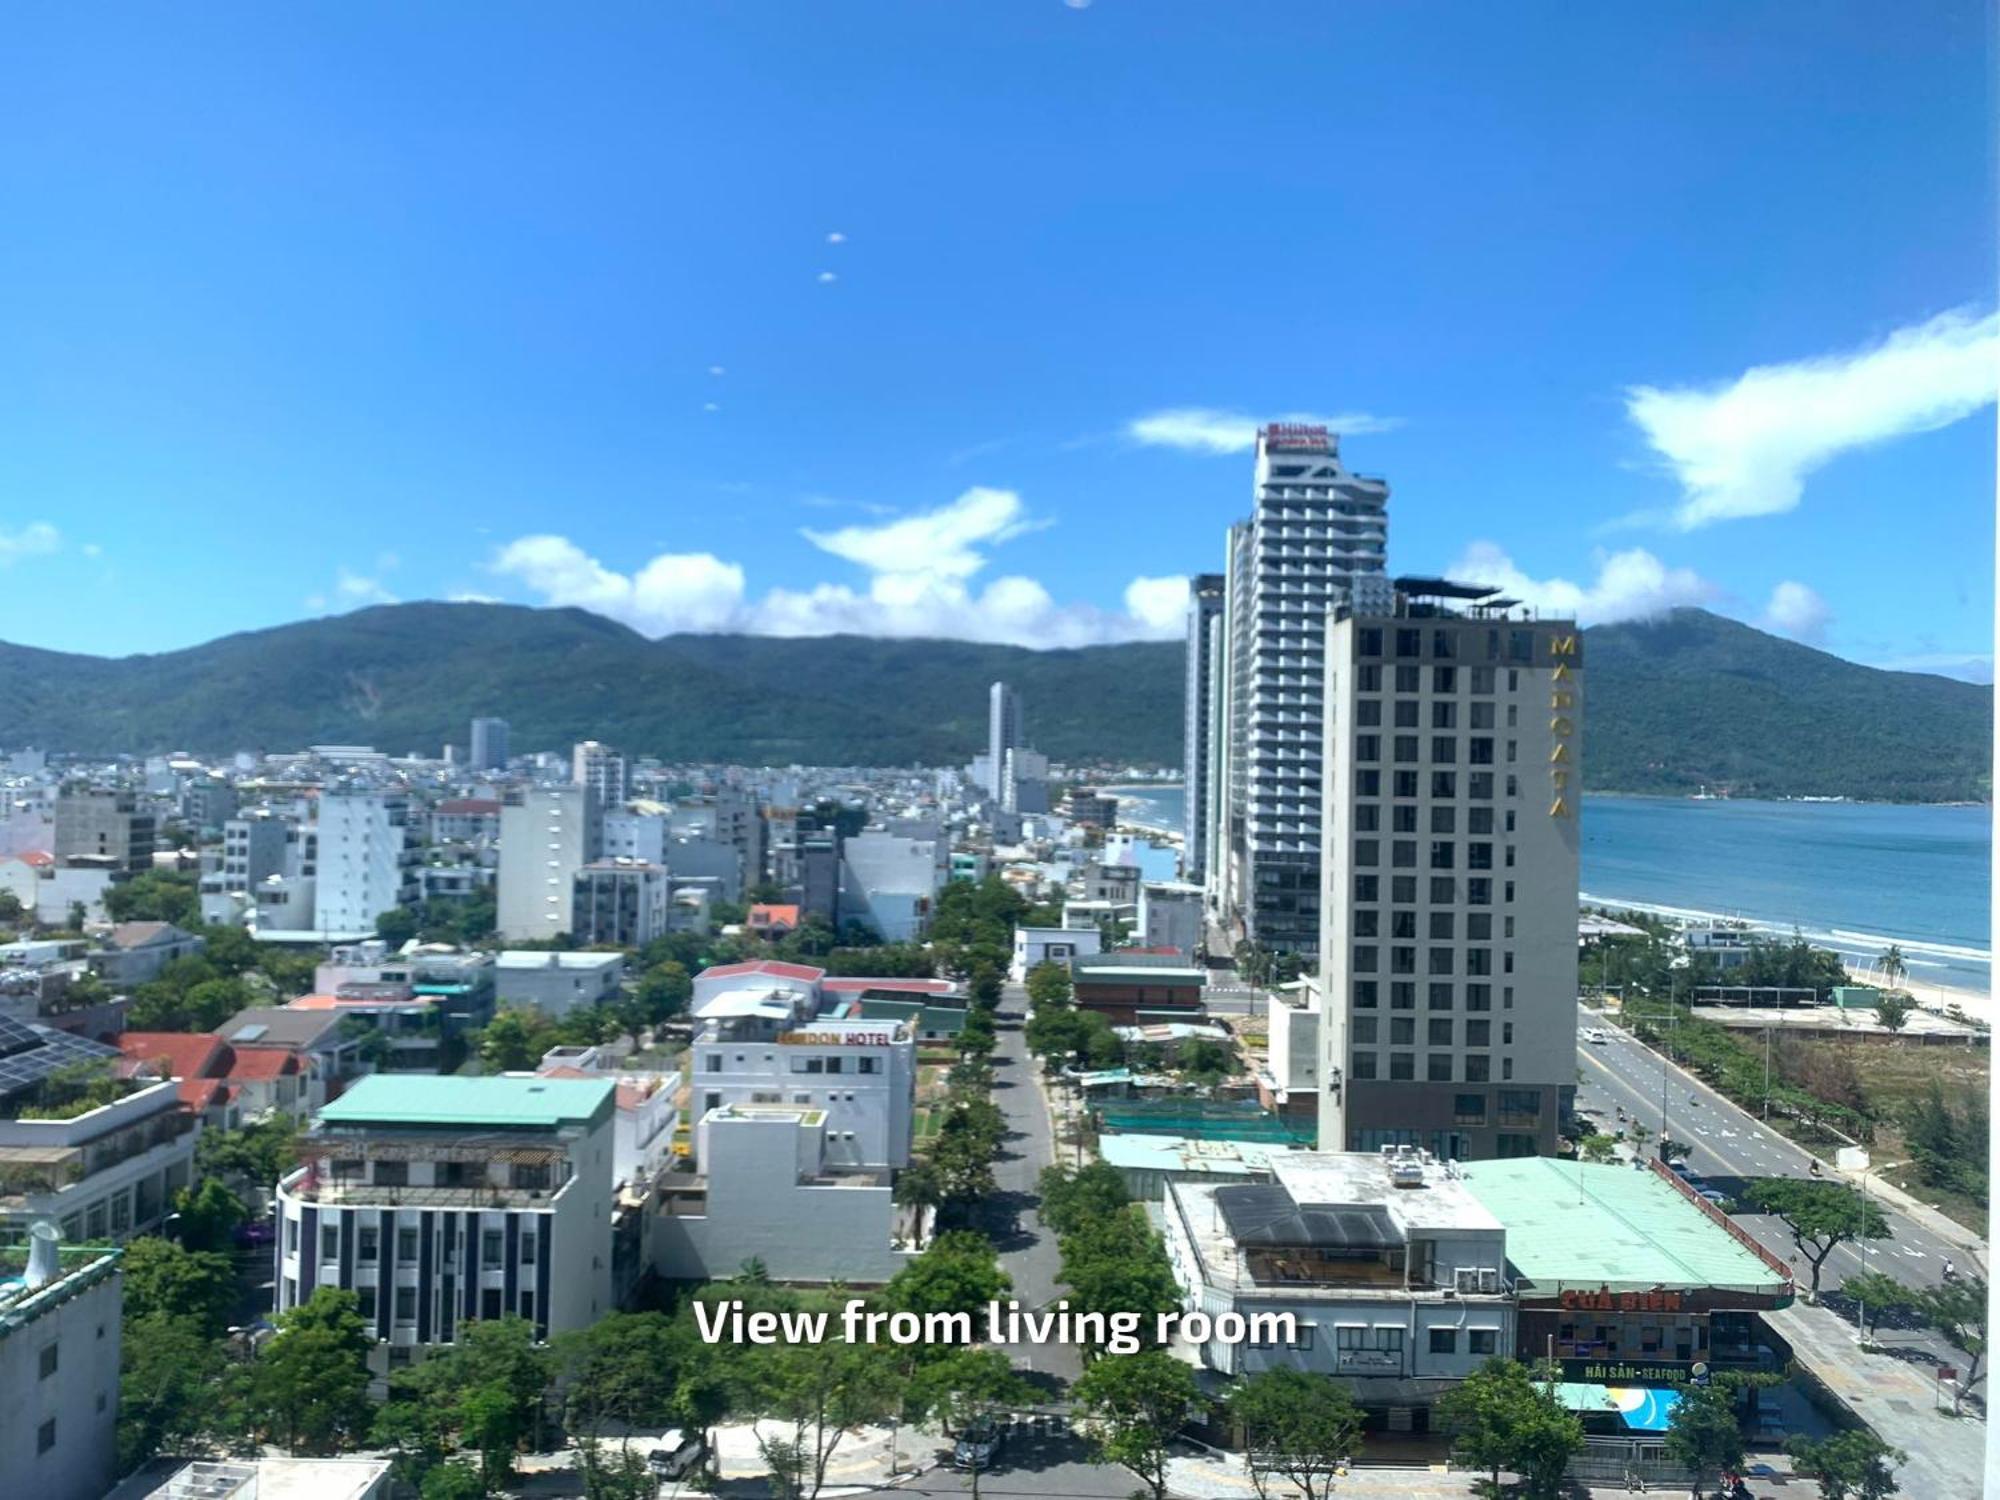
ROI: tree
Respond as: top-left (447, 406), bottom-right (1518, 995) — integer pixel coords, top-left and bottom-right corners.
top-left (1072, 1350), bottom-right (1204, 1500)
top-left (478, 1008), bottom-right (551, 1072)
top-left (1176, 1038), bottom-right (1236, 1085)
top-left (173, 1176), bottom-right (248, 1252)
top-left (1576, 1133), bottom-right (1620, 1164)
top-left (243, 1288), bottom-right (375, 1454)
top-left (1748, 1179), bottom-right (1892, 1294)
top-left (1229, 1367), bottom-right (1364, 1500)
top-left (634, 960), bottom-right (692, 1023)
top-left (120, 1235), bottom-right (239, 1339)
top-left (119, 1310), bottom-right (228, 1471)
top-left (1839, 1271), bottom-right (1916, 1339)
top-left (390, 1317), bottom-right (551, 1488)
top-left (1914, 1275), bottom-right (1988, 1413)
top-left (1436, 1358), bottom-right (1584, 1499)
top-left (419, 1461), bottom-right (490, 1500)
top-left (737, 1339), bottom-right (903, 1500)
top-left (1038, 1162), bottom-right (1133, 1238)
top-left (1874, 990), bottom-right (1914, 1032)
top-left (104, 870), bottom-right (200, 926)
top-left (894, 1161), bottom-right (944, 1246)
top-left (0, 888), bottom-right (24, 925)
top-left (1662, 1381), bottom-right (1745, 1494)
top-left (882, 1230), bottom-right (1010, 1320)
top-left (1057, 1210), bottom-right (1182, 1342)
top-left (197, 1116), bottom-right (300, 1195)
top-left (1879, 945), bottom-right (1907, 991)
top-left (1025, 960), bottom-right (1072, 1009)
top-left (906, 1347), bottom-right (1032, 1500)
top-left (552, 1313), bottom-right (682, 1490)
top-left (1786, 1430), bottom-right (1905, 1499)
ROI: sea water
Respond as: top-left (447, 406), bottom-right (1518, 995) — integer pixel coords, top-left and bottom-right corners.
top-left (1106, 785), bottom-right (1992, 992)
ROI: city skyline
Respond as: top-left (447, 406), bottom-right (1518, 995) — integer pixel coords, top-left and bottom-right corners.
top-left (0, 4), bottom-right (1991, 681)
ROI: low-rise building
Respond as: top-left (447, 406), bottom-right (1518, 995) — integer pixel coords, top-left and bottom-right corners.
top-left (91, 922), bottom-right (205, 988)
top-left (0, 1235), bottom-right (123, 1500)
top-left (275, 1075), bottom-right (616, 1380)
top-left (572, 860), bottom-right (670, 947)
top-left (1138, 881), bottom-right (1204, 959)
top-left (1257, 982), bottom-right (1320, 1120)
top-left (1010, 925), bottom-right (1101, 982)
top-left (1071, 950), bottom-right (1206, 1023)
top-left (1163, 1149), bottom-right (1511, 1431)
top-left (495, 950), bottom-right (625, 1016)
top-left (219, 1006), bottom-right (370, 1111)
top-left (0, 1019), bottom-right (197, 1243)
top-left (746, 903), bottom-right (801, 940)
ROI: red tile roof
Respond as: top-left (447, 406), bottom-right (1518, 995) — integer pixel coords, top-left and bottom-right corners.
top-left (177, 1079), bottom-right (235, 1112)
top-left (747, 903), bottom-right (802, 928)
top-left (698, 959), bottom-right (825, 983)
top-left (119, 1032), bottom-right (229, 1080)
top-left (223, 1048), bottom-right (301, 1081)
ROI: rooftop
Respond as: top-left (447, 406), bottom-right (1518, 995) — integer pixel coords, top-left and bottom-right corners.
top-left (317, 1074), bottom-right (613, 1131)
top-left (1271, 1152), bottom-right (1502, 1233)
top-left (495, 950), bottom-right (623, 971)
top-left (1459, 1157), bottom-right (1790, 1296)
top-left (698, 959), bottom-right (826, 983)
top-left (1098, 1133), bottom-right (1299, 1176)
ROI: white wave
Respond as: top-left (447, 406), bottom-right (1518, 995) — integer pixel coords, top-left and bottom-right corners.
top-left (1580, 892), bottom-right (1991, 965)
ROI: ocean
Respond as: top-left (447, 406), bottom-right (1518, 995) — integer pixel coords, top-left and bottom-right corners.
top-left (1104, 784), bottom-right (1993, 993)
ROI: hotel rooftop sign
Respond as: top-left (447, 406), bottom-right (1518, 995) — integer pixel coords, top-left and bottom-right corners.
top-left (1262, 422), bottom-right (1333, 453)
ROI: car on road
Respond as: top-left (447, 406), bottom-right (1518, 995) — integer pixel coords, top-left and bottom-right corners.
top-left (1582, 1027), bottom-right (1608, 1044)
top-left (1697, 1187), bottom-right (1736, 1211)
top-left (646, 1430), bottom-right (707, 1481)
top-left (953, 1420), bottom-right (1005, 1471)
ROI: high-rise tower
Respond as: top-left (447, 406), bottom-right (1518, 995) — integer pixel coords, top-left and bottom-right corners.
top-left (986, 682), bottom-right (1022, 801)
top-left (1181, 574), bottom-right (1226, 881)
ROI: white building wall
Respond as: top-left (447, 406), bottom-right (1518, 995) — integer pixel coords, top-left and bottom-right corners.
top-left (0, 1257), bottom-right (122, 1500)
top-left (1009, 927), bottom-right (1101, 981)
top-left (498, 787), bottom-right (598, 941)
top-left (314, 793), bottom-right (412, 935)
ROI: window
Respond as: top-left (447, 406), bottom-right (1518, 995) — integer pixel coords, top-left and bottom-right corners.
top-left (1395, 664), bottom-right (1420, 693)
top-left (1352, 945), bottom-right (1377, 974)
top-left (1390, 982), bottom-right (1415, 1010)
top-left (520, 1291), bottom-right (535, 1324)
top-left (1430, 876), bottom-right (1456, 904)
top-left (1454, 1093), bottom-right (1487, 1125)
top-left (705, 1054), bottom-right (722, 1072)
top-left (1466, 1020), bottom-right (1491, 1047)
top-left (1354, 839), bottom-right (1378, 868)
top-left (1431, 701), bottom-right (1457, 729)
top-left (483, 1230), bottom-right (504, 1267)
top-left (1389, 1052), bottom-right (1414, 1081)
top-left (1350, 1051), bottom-right (1377, 1080)
top-left (1356, 700), bottom-right (1381, 727)
top-left (1393, 736), bottom-right (1419, 763)
top-left (395, 1286), bottom-right (417, 1321)
top-left (1429, 1328), bottom-right (1457, 1354)
top-left (1392, 875), bottom-right (1417, 902)
top-left (1471, 666), bottom-right (1495, 693)
top-left (1427, 982), bottom-right (1453, 1010)
top-left (1429, 806), bottom-right (1455, 835)
top-left (373, 1159), bottom-right (408, 1187)
top-left (858, 1057), bottom-right (878, 1074)
top-left (1395, 628), bottom-right (1421, 657)
top-left (1358, 627), bottom-right (1383, 656)
top-left (1427, 1054), bottom-right (1453, 1082)
top-left (1354, 874), bottom-right (1378, 902)
top-left (1431, 770), bottom-right (1456, 799)
top-left (1358, 664), bottom-right (1382, 691)
top-left (38, 1343), bottom-right (58, 1379)
top-left (1356, 735), bottom-right (1380, 763)
top-left (285, 1218), bottom-right (298, 1254)
top-left (357, 1285), bottom-right (377, 1319)
top-left (1469, 772), bottom-right (1493, 800)
top-left (1391, 805), bottom-right (1417, 833)
top-left (1466, 949), bottom-right (1492, 976)
top-left (398, 1227), bottom-right (418, 1263)
top-left (1427, 947), bottom-right (1454, 975)
top-left (1469, 1330), bottom-right (1497, 1355)
top-left (1429, 842), bottom-right (1455, 870)
top-left (1464, 1055), bottom-right (1490, 1083)
top-left (37, 1419), bottom-right (55, 1455)
top-left (1356, 770), bottom-right (1380, 797)
top-left (1354, 981), bottom-right (1378, 1009)
top-left (322, 1224), bottom-right (338, 1261)
top-left (521, 1233), bottom-right (537, 1265)
top-left (1391, 947), bottom-right (1415, 975)
top-left (1467, 878), bottom-right (1491, 906)
top-left (1428, 1018), bottom-right (1453, 1046)
top-left (1467, 913), bottom-right (1492, 940)
top-left (1392, 840), bottom-right (1416, 868)
top-left (1352, 1017), bottom-right (1378, 1045)
top-left (1393, 700), bottom-right (1419, 728)
top-left (482, 1288), bottom-right (503, 1321)
top-left (1500, 1089), bottom-right (1542, 1119)
top-left (1468, 807), bottom-right (1493, 835)
top-left (704, 1092), bottom-right (722, 1111)
top-left (1469, 737), bottom-right (1495, 765)
top-left (1355, 804), bottom-right (1379, 833)
top-left (1430, 736), bottom-right (1456, 764)
top-left (1470, 701), bottom-right (1494, 729)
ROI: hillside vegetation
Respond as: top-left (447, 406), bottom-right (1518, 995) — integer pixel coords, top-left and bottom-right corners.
top-left (0, 603), bottom-right (1987, 800)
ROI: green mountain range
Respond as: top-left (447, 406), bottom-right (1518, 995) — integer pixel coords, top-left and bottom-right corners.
top-left (0, 603), bottom-right (1988, 801)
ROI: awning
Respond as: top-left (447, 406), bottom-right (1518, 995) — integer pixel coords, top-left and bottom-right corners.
top-left (1551, 1383), bottom-right (1682, 1431)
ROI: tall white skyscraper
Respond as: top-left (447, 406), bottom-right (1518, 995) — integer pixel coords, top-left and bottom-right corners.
top-left (1180, 573), bottom-right (1225, 880)
top-left (498, 785), bottom-right (602, 940)
top-left (470, 717), bottom-right (510, 772)
top-left (986, 683), bottom-right (1022, 801)
top-left (1316, 586), bottom-right (1581, 1160)
top-left (313, 790), bottom-right (415, 935)
top-left (571, 740), bottom-right (628, 809)
top-left (1208, 424), bottom-right (1392, 954)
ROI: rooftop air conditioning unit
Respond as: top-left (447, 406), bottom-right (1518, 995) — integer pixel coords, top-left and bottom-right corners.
top-left (1454, 1268), bottom-right (1479, 1294)
top-left (1478, 1268), bottom-right (1501, 1294)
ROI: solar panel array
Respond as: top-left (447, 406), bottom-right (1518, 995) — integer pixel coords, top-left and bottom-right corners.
top-left (0, 1019), bottom-right (121, 1101)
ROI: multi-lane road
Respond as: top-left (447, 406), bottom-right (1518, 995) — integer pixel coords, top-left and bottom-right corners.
top-left (1571, 1002), bottom-right (1982, 1298)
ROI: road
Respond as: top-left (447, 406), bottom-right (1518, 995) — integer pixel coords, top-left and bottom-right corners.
top-left (1572, 1001), bottom-right (1982, 1374)
top-left (979, 982), bottom-right (1080, 1383)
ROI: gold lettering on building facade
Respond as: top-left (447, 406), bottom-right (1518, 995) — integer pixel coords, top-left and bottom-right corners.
top-left (1548, 634), bottom-right (1578, 818)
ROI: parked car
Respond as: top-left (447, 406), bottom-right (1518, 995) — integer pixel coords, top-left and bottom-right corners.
top-left (1697, 1187), bottom-right (1736, 1211)
top-left (953, 1420), bottom-right (1005, 1471)
top-left (646, 1430), bottom-right (707, 1481)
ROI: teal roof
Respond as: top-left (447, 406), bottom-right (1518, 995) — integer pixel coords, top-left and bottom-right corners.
top-left (1458, 1158), bottom-right (1788, 1295)
top-left (319, 1075), bottom-right (613, 1130)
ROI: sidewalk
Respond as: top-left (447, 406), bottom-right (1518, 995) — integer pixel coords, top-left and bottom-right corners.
top-left (1768, 1300), bottom-right (1984, 1497)
top-left (1167, 1450), bottom-right (1805, 1499)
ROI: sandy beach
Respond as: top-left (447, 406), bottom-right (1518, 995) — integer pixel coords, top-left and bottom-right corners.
top-left (1846, 962), bottom-right (1994, 1027)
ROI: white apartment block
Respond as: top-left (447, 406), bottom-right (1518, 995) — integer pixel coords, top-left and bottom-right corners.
top-left (497, 786), bottom-right (600, 941)
top-left (0, 1241), bottom-right (123, 1500)
top-left (1317, 588), bottom-right (1581, 1159)
top-left (1209, 425), bottom-right (1392, 954)
top-left (688, 961), bottom-right (915, 1173)
top-left (839, 830), bottom-right (942, 943)
top-left (495, 950), bottom-right (625, 1016)
top-left (601, 809), bottom-right (668, 865)
top-left (275, 1075), bottom-right (614, 1380)
top-left (986, 682), bottom-right (1021, 801)
top-left (572, 860), bottom-right (670, 947)
top-left (1162, 1150), bottom-right (1511, 1426)
top-left (313, 792), bottom-right (416, 936)
top-left (571, 741), bottom-right (628, 810)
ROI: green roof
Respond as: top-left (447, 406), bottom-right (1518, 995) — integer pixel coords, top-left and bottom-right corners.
top-left (319, 1075), bottom-right (613, 1130)
top-left (1458, 1158), bottom-right (1787, 1295)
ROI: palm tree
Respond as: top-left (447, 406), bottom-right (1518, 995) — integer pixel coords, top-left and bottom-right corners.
top-left (895, 1162), bottom-right (943, 1247)
top-left (1880, 944), bottom-right (1908, 992)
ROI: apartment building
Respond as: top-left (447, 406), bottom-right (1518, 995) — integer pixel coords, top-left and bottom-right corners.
top-left (1317, 584), bottom-right (1581, 1158)
top-left (1181, 572), bottom-right (1226, 880)
top-left (314, 791), bottom-right (417, 936)
top-left (571, 859), bottom-right (670, 947)
top-left (274, 1075), bottom-right (615, 1378)
top-left (497, 786), bottom-right (600, 941)
top-left (1207, 425), bottom-right (1393, 954)
top-left (986, 682), bottom-right (1022, 801)
top-left (571, 741), bottom-right (628, 810)
top-left (468, 717), bottom-right (510, 773)
top-left (53, 787), bottom-right (155, 874)
top-left (0, 1235), bottom-right (123, 1500)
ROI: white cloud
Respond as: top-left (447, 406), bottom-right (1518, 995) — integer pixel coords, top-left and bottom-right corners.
top-left (449, 592), bottom-right (502, 605)
top-left (703, 402), bottom-right (721, 413)
top-left (1124, 575), bottom-right (1189, 632)
top-left (1627, 307), bottom-right (2000, 530)
top-left (817, 271), bottom-right (838, 284)
top-left (1446, 541), bottom-right (1716, 626)
top-left (491, 534), bottom-right (746, 633)
top-left (826, 231), bottom-right (846, 244)
top-left (491, 488), bottom-right (1180, 646)
top-left (708, 364), bottom-right (726, 376)
top-left (80, 542), bottom-right (102, 559)
top-left (1126, 407), bottom-right (1401, 455)
top-left (1760, 580), bottom-right (1832, 643)
top-left (0, 521), bottom-right (60, 565)
top-left (335, 570), bottom-right (399, 606)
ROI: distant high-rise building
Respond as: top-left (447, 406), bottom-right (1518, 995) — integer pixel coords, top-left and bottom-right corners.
top-left (313, 791), bottom-right (416, 935)
top-left (1316, 586), bottom-right (1581, 1160)
top-left (499, 785), bottom-right (601, 940)
top-left (1208, 424), bottom-right (1392, 954)
top-left (986, 683), bottom-right (1021, 801)
top-left (470, 716), bottom-right (511, 772)
top-left (1001, 748), bottom-right (1049, 815)
top-left (53, 786), bottom-right (155, 874)
top-left (1180, 573), bottom-right (1225, 880)
top-left (571, 740), bottom-right (627, 810)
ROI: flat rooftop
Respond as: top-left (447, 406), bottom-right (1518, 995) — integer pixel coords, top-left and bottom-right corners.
top-left (1099, 1134), bottom-right (1300, 1176)
top-left (317, 1074), bottom-right (613, 1130)
top-left (1459, 1157), bottom-right (1790, 1296)
top-left (1272, 1152), bottom-right (1503, 1233)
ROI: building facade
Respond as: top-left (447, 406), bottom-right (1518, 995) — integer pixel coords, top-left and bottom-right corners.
top-left (986, 682), bottom-right (1021, 802)
top-left (1181, 572), bottom-right (1225, 880)
top-left (274, 1076), bottom-right (615, 1378)
top-left (469, 717), bottom-right (511, 773)
top-left (53, 787), bottom-right (155, 874)
top-left (571, 741), bottom-right (628, 811)
top-left (1317, 588), bottom-right (1581, 1158)
top-left (497, 786), bottom-right (601, 941)
top-left (0, 1241), bottom-right (123, 1500)
top-left (1208, 425), bottom-right (1392, 954)
top-left (572, 860), bottom-right (670, 947)
top-left (314, 792), bottom-right (416, 936)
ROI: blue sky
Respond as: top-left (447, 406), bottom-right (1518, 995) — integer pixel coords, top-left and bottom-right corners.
top-left (1, 2), bottom-right (1992, 676)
